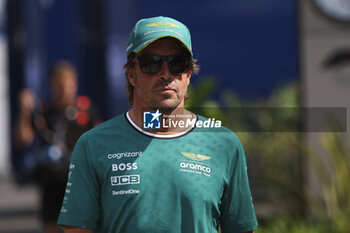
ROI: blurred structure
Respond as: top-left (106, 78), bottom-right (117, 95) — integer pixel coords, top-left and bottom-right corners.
top-left (301, 0), bottom-right (350, 131)
top-left (300, 0), bottom-right (350, 213)
top-left (0, 0), bottom-right (9, 177)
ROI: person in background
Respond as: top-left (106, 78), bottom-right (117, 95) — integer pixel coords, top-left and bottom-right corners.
top-left (14, 60), bottom-right (102, 233)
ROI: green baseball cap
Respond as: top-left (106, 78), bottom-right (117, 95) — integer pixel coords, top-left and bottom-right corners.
top-left (126, 16), bottom-right (193, 57)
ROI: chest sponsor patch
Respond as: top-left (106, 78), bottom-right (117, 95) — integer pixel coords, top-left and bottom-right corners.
top-left (107, 151), bottom-right (142, 160)
top-left (181, 152), bottom-right (211, 161)
top-left (112, 163), bottom-right (138, 171)
top-left (180, 152), bottom-right (212, 177)
top-left (111, 174), bottom-right (140, 186)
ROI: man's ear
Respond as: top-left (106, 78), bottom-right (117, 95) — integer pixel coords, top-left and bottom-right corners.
top-left (186, 70), bottom-right (192, 86)
top-left (127, 68), bottom-right (136, 87)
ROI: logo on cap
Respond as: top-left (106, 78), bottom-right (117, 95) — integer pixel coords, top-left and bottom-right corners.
top-left (126, 43), bottom-right (133, 52)
top-left (146, 22), bottom-right (180, 28)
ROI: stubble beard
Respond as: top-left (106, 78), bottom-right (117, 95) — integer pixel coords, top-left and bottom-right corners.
top-left (135, 74), bottom-right (186, 114)
top-left (149, 97), bottom-right (181, 115)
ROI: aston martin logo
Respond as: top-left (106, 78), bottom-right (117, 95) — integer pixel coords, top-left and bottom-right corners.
top-left (146, 22), bottom-right (180, 28)
top-left (181, 152), bottom-right (211, 161)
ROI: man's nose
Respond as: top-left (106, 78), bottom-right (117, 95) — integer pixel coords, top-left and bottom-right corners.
top-left (158, 61), bottom-right (172, 80)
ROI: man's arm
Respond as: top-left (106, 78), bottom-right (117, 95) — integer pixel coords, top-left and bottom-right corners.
top-left (64, 226), bottom-right (95, 233)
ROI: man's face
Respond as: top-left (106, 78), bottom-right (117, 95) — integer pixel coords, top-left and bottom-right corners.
top-left (127, 38), bottom-right (192, 111)
top-left (51, 69), bottom-right (78, 106)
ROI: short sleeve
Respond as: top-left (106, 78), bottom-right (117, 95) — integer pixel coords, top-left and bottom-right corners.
top-left (57, 135), bottom-right (100, 230)
top-left (219, 135), bottom-right (258, 233)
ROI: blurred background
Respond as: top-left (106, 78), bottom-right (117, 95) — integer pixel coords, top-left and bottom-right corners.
top-left (1, 0), bottom-right (350, 232)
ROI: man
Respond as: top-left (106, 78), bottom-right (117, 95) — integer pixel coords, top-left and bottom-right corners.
top-left (58, 16), bottom-right (258, 233)
top-left (14, 61), bottom-right (101, 233)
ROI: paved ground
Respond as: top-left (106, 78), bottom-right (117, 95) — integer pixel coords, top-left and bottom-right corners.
top-left (0, 175), bottom-right (42, 233)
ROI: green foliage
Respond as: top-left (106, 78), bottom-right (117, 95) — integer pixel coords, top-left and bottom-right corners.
top-left (188, 78), bottom-right (304, 215)
top-left (307, 133), bottom-right (350, 233)
top-left (188, 77), bottom-right (350, 232)
top-left (256, 218), bottom-right (333, 233)
top-left (185, 76), bottom-right (218, 108)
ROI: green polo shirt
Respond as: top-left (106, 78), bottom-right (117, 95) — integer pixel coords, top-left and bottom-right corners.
top-left (58, 113), bottom-right (258, 233)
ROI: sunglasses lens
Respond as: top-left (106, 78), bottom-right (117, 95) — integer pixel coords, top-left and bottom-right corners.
top-left (136, 55), bottom-right (190, 75)
top-left (138, 55), bottom-right (162, 74)
top-left (168, 56), bottom-right (189, 74)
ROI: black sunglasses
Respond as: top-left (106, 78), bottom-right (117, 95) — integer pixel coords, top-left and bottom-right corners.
top-left (133, 54), bottom-right (191, 75)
